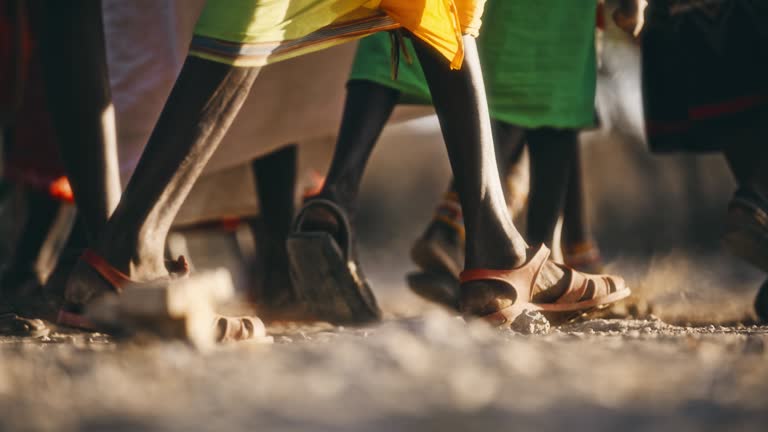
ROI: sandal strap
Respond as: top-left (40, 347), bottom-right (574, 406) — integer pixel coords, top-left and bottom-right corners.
top-left (81, 250), bottom-right (191, 293)
top-left (553, 265), bottom-right (589, 304)
top-left (459, 244), bottom-right (551, 304)
top-left (434, 192), bottom-right (465, 240)
top-left (554, 267), bottom-right (616, 304)
top-left (81, 249), bottom-right (133, 293)
top-left (292, 198), bottom-right (354, 260)
top-left (215, 315), bottom-right (266, 343)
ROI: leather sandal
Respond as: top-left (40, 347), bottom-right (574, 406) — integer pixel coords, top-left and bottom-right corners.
top-left (57, 249), bottom-right (268, 343)
top-left (460, 244), bottom-right (630, 326)
top-left (286, 198), bottom-right (381, 324)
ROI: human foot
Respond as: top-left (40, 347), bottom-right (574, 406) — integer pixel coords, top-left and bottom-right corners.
top-left (459, 245), bottom-right (629, 326)
top-left (60, 250), bottom-right (268, 343)
top-left (61, 248), bottom-right (181, 314)
top-left (411, 193), bottom-right (465, 278)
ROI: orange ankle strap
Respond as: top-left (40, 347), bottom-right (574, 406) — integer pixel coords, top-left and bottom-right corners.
top-left (80, 249), bottom-right (133, 293)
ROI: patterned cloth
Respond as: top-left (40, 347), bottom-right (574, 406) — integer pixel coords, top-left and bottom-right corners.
top-left (349, 0), bottom-right (598, 128)
top-left (189, 0), bottom-right (485, 69)
top-left (642, 0), bottom-right (768, 152)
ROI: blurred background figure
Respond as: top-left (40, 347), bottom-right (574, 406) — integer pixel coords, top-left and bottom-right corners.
top-left (637, 0), bottom-right (768, 320)
top-left (0, 0), bottom-right (86, 336)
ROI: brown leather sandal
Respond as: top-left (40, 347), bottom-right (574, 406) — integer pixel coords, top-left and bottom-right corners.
top-left (57, 249), bottom-right (268, 343)
top-left (460, 244), bottom-right (630, 326)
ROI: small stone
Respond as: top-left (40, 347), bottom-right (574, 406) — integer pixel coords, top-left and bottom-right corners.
top-left (509, 310), bottom-right (550, 335)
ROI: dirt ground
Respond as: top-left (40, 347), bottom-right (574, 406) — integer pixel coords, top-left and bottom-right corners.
top-left (4, 101), bottom-right (767, 432)
top-left (1, 320), bottom-right (767, 432)
top-left (4, 107), bottom-right (766, 432)
top-left (2, 254), bottom-right (767, 432)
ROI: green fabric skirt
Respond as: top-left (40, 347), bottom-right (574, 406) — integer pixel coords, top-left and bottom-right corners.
top-left (349, 0), bottom-right (597, 128)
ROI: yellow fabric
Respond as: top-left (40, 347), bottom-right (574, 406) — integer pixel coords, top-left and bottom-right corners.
top-left (379, 0), bottom-right (484, 69)
top-left (191, 0), bottom-right (485, 69)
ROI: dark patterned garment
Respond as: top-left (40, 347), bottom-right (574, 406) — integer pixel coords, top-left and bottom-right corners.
top-left (642, 0), bottom-right (768, 152)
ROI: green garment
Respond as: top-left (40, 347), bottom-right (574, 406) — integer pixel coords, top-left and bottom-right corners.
top-left (349, 0), bottom-right (597, 128)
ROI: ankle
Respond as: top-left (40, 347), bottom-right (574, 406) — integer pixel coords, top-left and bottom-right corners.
top-left (91, 233), bottom-right (167, 282)
top-left (464, 223), bottom-right (527, 270)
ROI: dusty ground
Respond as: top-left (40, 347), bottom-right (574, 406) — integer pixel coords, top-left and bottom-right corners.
top-left (1, 318), bottom-right (766, 432)
top-left (1, 255), bottom-right (767, 432)
top-left (4, 105), bottom-right (767, 432)
top-left (4, 116), bottom-right (766, 431)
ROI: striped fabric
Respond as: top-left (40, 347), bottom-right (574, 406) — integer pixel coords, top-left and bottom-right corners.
top-left (190, 13), bottom-right (399, 67)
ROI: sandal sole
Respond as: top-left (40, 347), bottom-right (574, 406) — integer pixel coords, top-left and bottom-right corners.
top-left (286, 232), bottom-right (381, 325)
top-left (483, 288), bottom-right (632, 326)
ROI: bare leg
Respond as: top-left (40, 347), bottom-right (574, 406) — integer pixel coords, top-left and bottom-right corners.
top-left (250, 145), bottom-right (297, 306)
top-left (526, 128), bottom-right (578, 248)
top-left (0, 189), bottom-right (59, 302)
top-left (562, 144), bottom-right (590, 246)
top-left (445, 121), bottom-right (527, 198)
top-left (412, 37), bottom-right (525, 269)
top-left (300, 80), bottom-right (400, 240)
top-left (37, 0), bottom-right (120, 241)
top-left (560, 142), bottom-right (604, 272)
top-left (412, 36), bottom-right (580, 313)
top-left (412, 120), bottom-right (526, 277)
top-left (64, 57), bottom-right (261, 307)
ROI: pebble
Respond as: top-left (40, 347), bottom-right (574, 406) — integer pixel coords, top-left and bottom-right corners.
top-left (509, 310), bottom-right (550, 335)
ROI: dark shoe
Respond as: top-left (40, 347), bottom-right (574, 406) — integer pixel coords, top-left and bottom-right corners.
top-left (286, 199), bottom-right (381, 325)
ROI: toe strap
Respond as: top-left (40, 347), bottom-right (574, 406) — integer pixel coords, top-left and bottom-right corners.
top-left (554, 264), bottom-right (624, 304)
top-left (459, 244), bottom-right (552, 305)
top-left (215, 315), bottom-right (267, 343)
